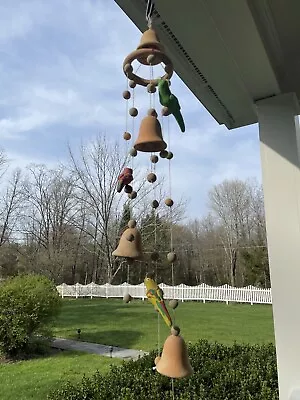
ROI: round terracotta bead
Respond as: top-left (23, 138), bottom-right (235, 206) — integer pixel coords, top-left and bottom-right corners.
top-left (147, 83), bottom-right (156, 93)
top-left (128, 191), bottom-right (137, 200)
top-left (124, 184), bottom-right (133, 194)
top-left (147, 54), bottom-right (156, 65)
top-left (167, 252), bottom-right (177, 263)
top-left (147, 108), bottom-right (158, 117)
top-left (129, 148), bottom-right (137, 157)
top-left (128, 220), bottom-right (136, 228)
top-left (123, 90), bottom-right (131, 100)
top-left (152, 200), bottom-right (159, 209)
top-left (160, 150), bottom-right (168, 158)
top-left (150, 155), bottom-right (159, 164)
top-left (169, 299), bottom-right (179, 310)
top-left (123, 132), bottom-right (131, 140)
top-left (129, 107), bottom-right (138, 117)
top-left (147, 173), bottom-right (157, 183)
top-left (123, 293), bottom-right (132, 303)
top-left (124, 63), bottom-right (133, 74)
top-left (171, 326), bottom-right (180, 336)
top-left (162, 106), bottom-right (171, 116)
top-left (165, 198), bottom-right (174, 207)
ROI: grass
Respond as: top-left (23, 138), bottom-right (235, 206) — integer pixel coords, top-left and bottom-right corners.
top-left (0, 350), bottom-right (122, 400)
top-left (1, 299), bottom-right (274, 400)
top-left (53, 298), bottom-right (275, 351)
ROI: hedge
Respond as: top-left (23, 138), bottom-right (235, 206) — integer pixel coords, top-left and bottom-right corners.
top-left (48, 340), bottom-right (278, 400)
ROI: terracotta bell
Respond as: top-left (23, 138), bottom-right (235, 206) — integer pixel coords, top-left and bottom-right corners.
top-left (137, 28), bottom-right (165, 65)
top-left (156, 334), bottom-right (193, 378)
top-left (112, 227), bottom-right (143, 260)
top-left (134, 116), bottom-right (167, 153)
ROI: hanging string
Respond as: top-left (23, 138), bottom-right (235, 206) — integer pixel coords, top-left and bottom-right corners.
top-left (157, 307), bottom-right (160, 354)
top-left (125, 77), bottom-right (130, 159)
top-left (131, 87), bottom-right (135, 170)
top-left (130, 62), bottom-right (142, 171)
top-left (167, 117), bottom-right (175, 298)
top-left (171, 378), bottom-right (175, 400)
top-left (146, 0), bottom-right (155, 28)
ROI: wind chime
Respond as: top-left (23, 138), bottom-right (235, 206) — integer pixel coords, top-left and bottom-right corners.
top-left (112, 0), bottom-right (193, 386)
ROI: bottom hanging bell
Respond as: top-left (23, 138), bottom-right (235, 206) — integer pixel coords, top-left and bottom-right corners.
top-left (156, 333), bottom-right (193, 378)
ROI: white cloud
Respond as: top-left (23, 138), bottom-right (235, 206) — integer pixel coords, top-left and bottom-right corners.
top-left (0, 0), bottom-right (262, 218)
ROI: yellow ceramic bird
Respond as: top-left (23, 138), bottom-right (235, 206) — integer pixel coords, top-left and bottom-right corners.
top-left (144, 277), bottom-right (172, 328)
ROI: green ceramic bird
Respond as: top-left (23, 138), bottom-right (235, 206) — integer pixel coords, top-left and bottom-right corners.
top-left (158, 78), bottom-right (185, 133)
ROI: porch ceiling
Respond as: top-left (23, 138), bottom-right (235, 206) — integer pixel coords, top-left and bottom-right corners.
top-left (115, 0), bottom-right (300, 129)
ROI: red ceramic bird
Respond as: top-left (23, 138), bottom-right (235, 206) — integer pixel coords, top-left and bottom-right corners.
top-left (117, 167), bottom-right (133, 193)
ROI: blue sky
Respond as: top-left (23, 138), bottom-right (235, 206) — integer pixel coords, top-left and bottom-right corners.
top-left (0, 0), bottom-right (262, 219)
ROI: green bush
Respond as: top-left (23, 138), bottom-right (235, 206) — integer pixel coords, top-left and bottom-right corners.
top-left (0, 273), bottom-right (62, 357)
top-left (48, 340), bottom-right (278, 400)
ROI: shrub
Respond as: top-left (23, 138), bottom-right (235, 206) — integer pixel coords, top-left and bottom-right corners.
top-left (48, 340), bottom-right (278, 400)
top-left (0, 273), bottom-right (62, 357)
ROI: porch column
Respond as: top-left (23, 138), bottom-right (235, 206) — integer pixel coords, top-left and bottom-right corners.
top-left (256, 93), bottom-right (300, 400)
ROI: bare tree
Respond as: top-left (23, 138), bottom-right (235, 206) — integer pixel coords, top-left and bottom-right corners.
top-left (207, 179), bottom-right (267, 286)
top-left (0, 169), bottom-right (23, 245)
top-left (20, 164), bottom-right (78, 280)
top-left (67, 135), bottom-right (128, 283)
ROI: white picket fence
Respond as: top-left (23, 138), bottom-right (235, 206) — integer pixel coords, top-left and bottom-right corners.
top-left (56, 282), bottom-right (272, 305)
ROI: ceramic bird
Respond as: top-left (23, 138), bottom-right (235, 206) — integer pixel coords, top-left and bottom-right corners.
top-left (158, 78), bottom-right (185, 133)
top-left (144, 277), bottom-right (172, 328)
top-left (117, 167), bottom-right (133, 193)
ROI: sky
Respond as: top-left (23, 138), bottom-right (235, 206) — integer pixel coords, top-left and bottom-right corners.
top-left (0, 0), bottom-right (262, 219)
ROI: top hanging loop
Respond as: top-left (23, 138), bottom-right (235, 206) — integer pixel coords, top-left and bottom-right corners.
top-left (146, 0), bottom-right (155, 28)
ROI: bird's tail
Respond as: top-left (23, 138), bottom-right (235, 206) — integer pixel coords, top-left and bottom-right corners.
top-left (173, 110), bottom-right (185, 133)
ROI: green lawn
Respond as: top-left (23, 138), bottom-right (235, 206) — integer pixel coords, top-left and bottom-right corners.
top-left (1, 299), bottom-right (274, 400)
top-left (53, 298), bottom-right (275, 351)
top-left (0, 351), bottom-right (122, 400)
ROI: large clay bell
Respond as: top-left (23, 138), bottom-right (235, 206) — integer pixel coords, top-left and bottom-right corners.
top-left (156, 334), bottom-right (193, 378)
top-left (112, 227), bottom-right (143, 260)
top-left (137, 28), bottom-right (164, 65)
top-left (134, 116), bottom-right (167, 153)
